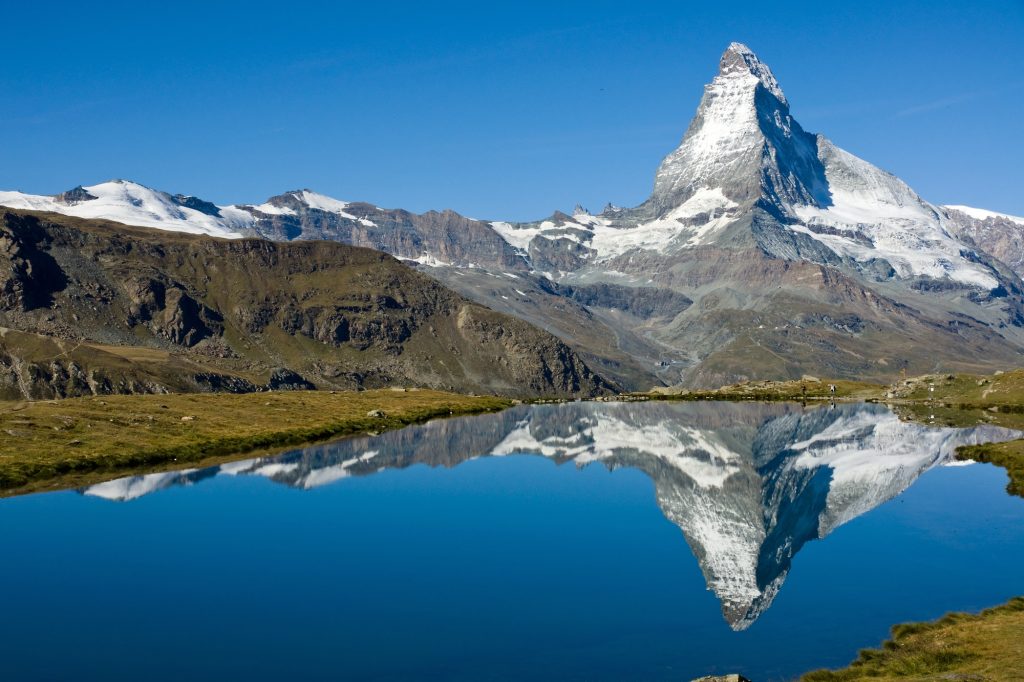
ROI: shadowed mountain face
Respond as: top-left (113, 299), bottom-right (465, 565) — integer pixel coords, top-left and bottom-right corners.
top-left (80, 401), bottom-right (1022, 629)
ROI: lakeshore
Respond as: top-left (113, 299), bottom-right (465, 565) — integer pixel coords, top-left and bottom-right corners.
top-left (0, 389), bottom-right (510, 496)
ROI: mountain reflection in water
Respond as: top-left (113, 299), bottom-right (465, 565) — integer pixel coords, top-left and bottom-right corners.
top-left (81, 401), bottom-right (1021, 629)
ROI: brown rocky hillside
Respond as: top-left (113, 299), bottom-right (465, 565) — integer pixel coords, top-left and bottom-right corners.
top-left (0, 209), bottom-right (615, 399)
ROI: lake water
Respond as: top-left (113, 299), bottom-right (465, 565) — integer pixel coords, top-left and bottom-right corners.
top-left (2, 401), bottom-right (1024, 681)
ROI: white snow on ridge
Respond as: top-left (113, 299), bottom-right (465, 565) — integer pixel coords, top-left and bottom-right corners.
top-left (407, 252), bottom-right (451, 267)
top-left (0, 181), bottom-right (382, 238)
top-left (489, 221), bottom-right (541, 252)
top-left (296, 190), bottom-right (377, 226)
top-left (590, 187), bottom-right (738, 255)
top-left (249, 201), bottom-right (296, 216)
top-left (490, 188), bottom-right (738, 263)
top-left (0, 181), bottom-right (248, 238)
top-left (944, 205), bottom-right (1024, 226)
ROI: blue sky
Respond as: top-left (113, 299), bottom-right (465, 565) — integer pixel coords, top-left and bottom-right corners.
top-left (2, 0), bottom-right (1022, 220)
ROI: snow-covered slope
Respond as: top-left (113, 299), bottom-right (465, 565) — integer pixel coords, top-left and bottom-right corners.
top-left (0, 182), bottom-right (387, 240)
top-left (0, 181), bottom-right (250, 237)
top-left (493, 43), bottom-right (1003, 290)
top-left (790, 141), bottom-right (998, 288)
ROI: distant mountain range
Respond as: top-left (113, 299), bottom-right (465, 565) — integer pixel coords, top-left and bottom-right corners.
top-left (78, 400), bottom-right (1023, 628)
top-left (3, 42), bottom-right (1023, 389)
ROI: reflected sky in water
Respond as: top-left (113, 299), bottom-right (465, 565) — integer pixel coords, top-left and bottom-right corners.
top-left (2, 401), bottom-right (1023, 681)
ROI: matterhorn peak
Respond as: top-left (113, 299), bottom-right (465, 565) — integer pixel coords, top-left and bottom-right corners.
top-left (648, 41), bottom-right (815, 212)
top-left (718, 42), bottom-right (787, 105)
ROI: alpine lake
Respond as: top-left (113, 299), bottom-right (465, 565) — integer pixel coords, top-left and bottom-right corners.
top-left (2, 400), bottom-right (1023, 681)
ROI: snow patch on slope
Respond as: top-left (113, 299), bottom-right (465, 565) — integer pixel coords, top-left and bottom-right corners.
top-left (491, 188), bottom-right (738, 262)
top-left (590, 188), bottom-right (739, 255)
top-left (295, 190), bottom-right (378, 226)
top-left (83, 469), bottom-right (200, 501)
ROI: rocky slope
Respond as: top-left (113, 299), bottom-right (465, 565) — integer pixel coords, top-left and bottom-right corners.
top-left (80, 400), bottom-right (1023, 629)
top-left (943, 205), bottom-right (1024, 278)
top-left (0, 209), bottom-right (613, 399)
top-left (5, 44), bottom-right (1023, 387)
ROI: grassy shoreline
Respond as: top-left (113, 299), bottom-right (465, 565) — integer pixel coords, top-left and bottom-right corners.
top-left (0, 389), bottom-right (510, 496)
top-left (7, 368), bottom-right (1024, 498)
top-left (801, 598), bottom-right (1024, 681)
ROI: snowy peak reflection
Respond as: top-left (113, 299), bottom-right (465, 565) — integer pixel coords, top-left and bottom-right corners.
top-left (79, 402), bottom-right (1021, 628)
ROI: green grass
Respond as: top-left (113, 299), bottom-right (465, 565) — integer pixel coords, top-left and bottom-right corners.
top-left (957, 439), bottom-right (1024, 498)
top-left (801, 597), bottom-right (1024, 681)
top-left (882, 369), bottom-right (1024, 500)
top-left (0, 389), bottom-right (511, 495)
top-left (895, 368), bottom-right (1024, 408)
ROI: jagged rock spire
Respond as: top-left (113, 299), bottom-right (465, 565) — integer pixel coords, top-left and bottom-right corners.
top-left (647, 42), bottom-right (827, 217)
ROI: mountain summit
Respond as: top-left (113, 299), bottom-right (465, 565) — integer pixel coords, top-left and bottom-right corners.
top-left (3, 43), bottom-right (1023, 387)
top-left (647, 42), bottom-right (827, 216)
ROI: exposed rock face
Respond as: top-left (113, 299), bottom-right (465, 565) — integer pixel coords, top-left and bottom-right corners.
top-left (266, 368), bottom-right (316, 391)
top-left (80, 400), bottom-right (1024, 630)
top-left (0, 327), bottom-right (246, 401)
top-left (0, 215), bottom-right (66, 311)
top-left (0, 210), bottom-right (614, 399)
top-left (943, 205), bottom-right (1024, 278)
top-left (242, 191), bottom-right (528, 271)
top-left (557, 282), bottom-right (692, 320)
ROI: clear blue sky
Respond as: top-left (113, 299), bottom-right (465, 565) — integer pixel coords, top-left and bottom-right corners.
top-left (2, 0), bottom-right (1021, 220)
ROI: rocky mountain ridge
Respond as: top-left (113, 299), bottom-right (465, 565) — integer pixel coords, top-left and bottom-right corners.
top-left (0, 209), bottom-right (613, 400)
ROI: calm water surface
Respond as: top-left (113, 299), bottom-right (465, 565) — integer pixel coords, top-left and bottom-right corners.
top-left (2, 401), bottom-right (1024, 681)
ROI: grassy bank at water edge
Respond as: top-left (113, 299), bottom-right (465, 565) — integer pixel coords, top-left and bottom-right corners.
top-left (801, 598), bottom-right (1024, 681)
top-left (0, 389), bottom-right (510, 496)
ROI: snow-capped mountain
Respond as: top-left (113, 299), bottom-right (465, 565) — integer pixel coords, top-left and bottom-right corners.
top-left (79, 401), bottom-right (1023, 629)
top-left (0, 181), bottom-right (250, 237)
top-left (0, 181), bottom-right (527, 271)
top-left (5, 42), bottom-right (1024, 387)
top-left (488, 43), bottom-right (1002, 288)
